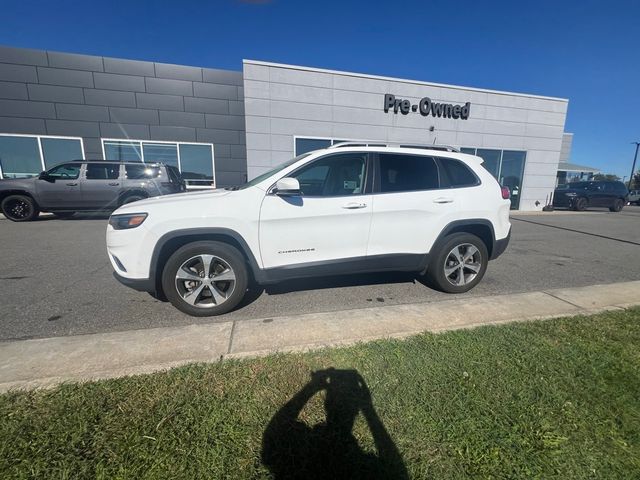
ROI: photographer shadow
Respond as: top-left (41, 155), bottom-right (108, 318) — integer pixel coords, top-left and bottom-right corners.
top-left (261, 368), bottom-right (408, 480)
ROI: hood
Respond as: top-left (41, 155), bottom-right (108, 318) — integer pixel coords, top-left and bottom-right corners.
top-left (0, 176), bottom-right (37, 190)
top-left (113, 188), bottom-right (233, 213)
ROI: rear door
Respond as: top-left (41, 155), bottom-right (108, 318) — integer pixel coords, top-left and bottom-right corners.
top-left (35, 163), bottom-right (82, 209)
top-left (81, 163), bottom-right (122, 209)
top-left (367, 153), bottom-right (482, 257)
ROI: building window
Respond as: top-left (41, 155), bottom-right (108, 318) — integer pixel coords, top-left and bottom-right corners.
top-left (102, 139), bottom-right (215, 188)
top-left (0, 134), bottom-right (84, 179)
top-left (294, 137), bottom-right (386, 156)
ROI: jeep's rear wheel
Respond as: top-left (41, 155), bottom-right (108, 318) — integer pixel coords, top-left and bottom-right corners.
top-left (609, 199), bottom-right (624, 212)
top-left (1, 194), bottom-right (39, 222)
top-left (162, 241), bottom-right (248, 316)
top-left (425, 233), bottom-right (488, 293)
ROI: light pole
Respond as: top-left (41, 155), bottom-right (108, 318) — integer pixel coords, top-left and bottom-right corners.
top-left (629, 142), bottom-right (640, 190)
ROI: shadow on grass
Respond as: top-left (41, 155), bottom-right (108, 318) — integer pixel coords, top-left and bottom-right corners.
top-left (262, 368), bottom-right (408, 480)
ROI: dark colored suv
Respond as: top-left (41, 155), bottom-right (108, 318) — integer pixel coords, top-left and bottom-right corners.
top-left (553, 180), bottom-right (628, 212)
top-left (0, 161), bottom-right (185, 221)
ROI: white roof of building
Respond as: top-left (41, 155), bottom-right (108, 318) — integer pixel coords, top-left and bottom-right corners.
top-left (557, 162), bottom-right (600, 173)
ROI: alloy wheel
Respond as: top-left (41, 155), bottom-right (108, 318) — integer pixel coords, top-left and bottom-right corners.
top-left (443, 243), bottom-right (482, 286)
top-left (6, 198), bottom-right (32, 220)
top-left (174, 254), bottom-right (236, 308)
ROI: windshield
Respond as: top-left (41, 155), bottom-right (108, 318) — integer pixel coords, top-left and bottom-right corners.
top-left (231, 153), bottom-right (311, 190)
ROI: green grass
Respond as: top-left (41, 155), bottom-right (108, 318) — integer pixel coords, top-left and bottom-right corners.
top-left (1, 308), bottom-right (640, 479)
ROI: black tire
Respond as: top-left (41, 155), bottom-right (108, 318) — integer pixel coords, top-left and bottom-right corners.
top-left (161, 241), bottom-right (248, 317)
top-left (572, 197), bottom-right (587, 211)
top-left (609, 199), bottom-right (624, 212)
top-left (52, 211), bottom-right (75, 219)
top-left (425, 233), bottom-right (489, 294)
top-left (1, 194), bottom-right (39, 222)
top-left (121, 194), bottom-right (146, 205)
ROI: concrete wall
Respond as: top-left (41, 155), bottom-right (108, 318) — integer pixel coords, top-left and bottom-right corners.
top-left (243, 60), bottom-right (569, 210)
top-left (0, 46), bottom-right (246, 186)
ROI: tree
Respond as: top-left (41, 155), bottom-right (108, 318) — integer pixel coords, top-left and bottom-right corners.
top-left (592, 173), bottom-right (621, 182)
top-left (632, 171), bottom-right (640, 189)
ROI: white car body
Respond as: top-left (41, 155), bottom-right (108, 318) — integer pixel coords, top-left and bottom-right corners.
top-left (107, 146), bottom-right (511, 297)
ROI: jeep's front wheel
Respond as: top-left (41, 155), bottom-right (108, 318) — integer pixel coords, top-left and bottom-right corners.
top-left (1, 194), bottom-right (39, 222)
top-left (162, 241), bottom-right (248, 316)
top-left (425, 233), bottom-right (488, 293)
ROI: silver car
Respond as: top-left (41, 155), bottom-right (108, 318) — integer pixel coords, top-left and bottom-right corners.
top-left (0, 161), bottom-right (185, 221)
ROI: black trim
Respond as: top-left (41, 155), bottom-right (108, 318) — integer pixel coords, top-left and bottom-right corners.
top-left (113, 271), bottom-right (155, 292)
top-left (490, 228), bottom-right (511, 260)
top-left (430, 218), bottom-right (497, 259)
top-left (149, 227), bottom-right (263, 285)
top-left (259, 253), bottom-right (428, 284)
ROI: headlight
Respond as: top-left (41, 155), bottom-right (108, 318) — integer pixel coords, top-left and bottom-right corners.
top-left (109, 213), bottom-right (148, 230)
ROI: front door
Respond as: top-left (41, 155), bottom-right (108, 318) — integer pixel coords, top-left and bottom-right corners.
top-left (259, 152), bottom-right (372, 269)
top-left (81, 163), bottom-right (122, 209)
top-left (35, 162), bottom-right (82, 209)
top-left (499, 151), bottom-right (526, 210)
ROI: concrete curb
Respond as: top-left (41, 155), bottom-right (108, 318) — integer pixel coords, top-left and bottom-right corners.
top-left (1, 280), bottom-right (639, 392)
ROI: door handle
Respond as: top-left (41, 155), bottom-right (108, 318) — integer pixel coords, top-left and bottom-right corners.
top-left (66, 182), bottom-right (78, 186)
top-left (342, 202), bottom-right (367, 209)
top-left (433, 197), bottom-right (454, 204)
top-left (108, 182), bottom-right (120, 186)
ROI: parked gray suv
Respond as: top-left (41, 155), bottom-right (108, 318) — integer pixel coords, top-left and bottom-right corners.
top-left (0, 161), bottom-right (185, 221)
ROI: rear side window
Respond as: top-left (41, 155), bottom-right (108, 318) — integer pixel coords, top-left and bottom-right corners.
top-left (378, 154), bottom-right (439, 192)
top-left (86, 163), bottom-right (119, 180)
top-left (125, 164), bottom-right (160, 179)
top-left (438, 158), bottom-right (479, 188)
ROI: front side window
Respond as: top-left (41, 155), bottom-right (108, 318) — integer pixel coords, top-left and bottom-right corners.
top-left (86, 163), bottom-right (119, 180)
top-left (46, 163), bottom-right (80, 179)
top-left (438, 158), bottom-right (479, 188)
top-left (378, 153), bottom-right (439, 193)
top-left (291, 153), bottom-right (367, 196)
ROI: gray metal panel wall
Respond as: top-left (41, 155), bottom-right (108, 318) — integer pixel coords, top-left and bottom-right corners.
top-left (0, 45), bottom-right (247, 186)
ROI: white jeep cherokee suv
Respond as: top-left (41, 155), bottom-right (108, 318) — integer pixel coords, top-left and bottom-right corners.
top-left (106, 145), bottom-right (511, 316)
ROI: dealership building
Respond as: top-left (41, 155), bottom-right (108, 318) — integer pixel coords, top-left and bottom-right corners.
top-left (0, 45), bottom-right (575, 210)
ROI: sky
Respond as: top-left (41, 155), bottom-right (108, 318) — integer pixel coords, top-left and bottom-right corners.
top-left (1, 0), bottom-right (639, 179)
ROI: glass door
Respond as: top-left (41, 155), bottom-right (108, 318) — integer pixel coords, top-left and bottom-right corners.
top-left (500, 151), bottom-right (526, 210)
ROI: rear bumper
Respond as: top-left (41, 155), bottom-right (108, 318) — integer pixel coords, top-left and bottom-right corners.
top-left (113, 271), bottom-right (155, 293)
top-left (490, 228), bottom-right (511, 260)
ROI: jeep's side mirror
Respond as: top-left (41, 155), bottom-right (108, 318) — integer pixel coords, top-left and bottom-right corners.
top-left (274, 177), bottom-right (301, 196)
top-left (38, 171), bottom-right (51, 181)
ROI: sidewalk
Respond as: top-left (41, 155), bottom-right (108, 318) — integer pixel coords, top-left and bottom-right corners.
top-left (1, 280), bottom-right (639, 392)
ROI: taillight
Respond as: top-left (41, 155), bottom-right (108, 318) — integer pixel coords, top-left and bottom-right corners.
top-left (501, 186), bottom-right (510, 199)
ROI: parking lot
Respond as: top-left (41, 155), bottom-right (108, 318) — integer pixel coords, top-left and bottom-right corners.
top-left (0, 207), bottom-right (639, 342)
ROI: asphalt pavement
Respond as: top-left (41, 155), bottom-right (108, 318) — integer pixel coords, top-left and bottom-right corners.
top-left (0, 207), bottom-right (639, 341)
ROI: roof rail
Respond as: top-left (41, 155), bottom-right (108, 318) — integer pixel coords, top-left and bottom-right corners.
top-left (328, 142), bottom-right (372, 149)
top-left (328, 142), bottom-right (460, 152)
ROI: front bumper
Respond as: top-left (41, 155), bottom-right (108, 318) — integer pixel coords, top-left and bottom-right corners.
top-left (490, 228), bottom-right (511, 260)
